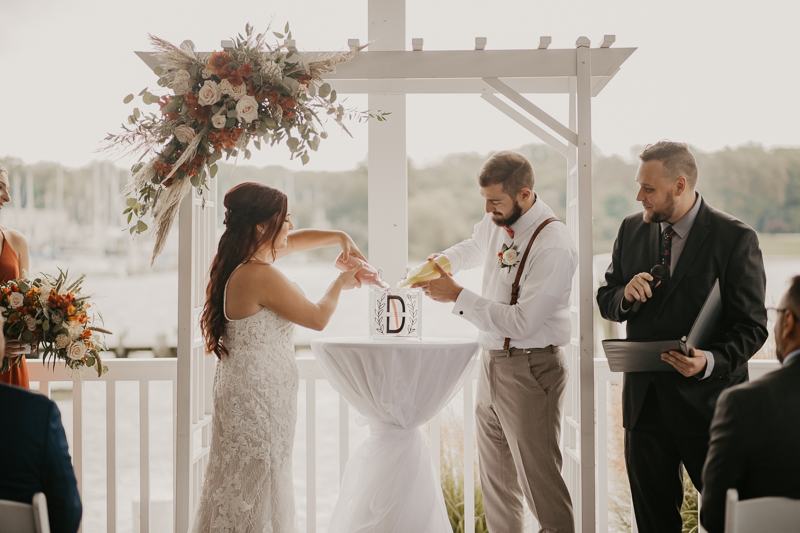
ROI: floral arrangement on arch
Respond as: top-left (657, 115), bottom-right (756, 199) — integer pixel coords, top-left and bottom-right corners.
top-left (0, 270), bottom-right (110, 378)
top-left (104, 23), bottom-right (387, 263)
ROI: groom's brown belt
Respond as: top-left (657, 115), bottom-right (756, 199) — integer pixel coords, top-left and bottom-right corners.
top-left (487, 345), bottom-right (558, 357)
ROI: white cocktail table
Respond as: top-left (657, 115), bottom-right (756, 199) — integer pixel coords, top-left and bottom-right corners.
top-left (311, 337), bottom-right (479, 533)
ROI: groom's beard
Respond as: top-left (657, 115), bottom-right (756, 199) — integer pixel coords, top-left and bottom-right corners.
top-left (491, 201), bottom-right (523, 228)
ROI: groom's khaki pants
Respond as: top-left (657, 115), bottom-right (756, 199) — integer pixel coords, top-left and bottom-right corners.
top-left (476, 346), bottom-right (574, 533)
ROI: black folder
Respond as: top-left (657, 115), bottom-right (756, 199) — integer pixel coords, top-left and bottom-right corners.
top-left (601, 279), bottom-right (721, 372)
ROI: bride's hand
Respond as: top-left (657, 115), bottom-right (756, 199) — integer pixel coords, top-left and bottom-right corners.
top-left (337, 264), bottom-right (363, 290)
top-left (339, 232), bottom-right (366, 263)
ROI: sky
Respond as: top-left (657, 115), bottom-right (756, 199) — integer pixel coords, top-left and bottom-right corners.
top-left (1, 0), bottom-right (799, 172)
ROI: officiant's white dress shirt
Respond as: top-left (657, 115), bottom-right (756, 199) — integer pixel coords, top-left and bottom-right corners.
top-left (443, 197), bottom-right (577, 351)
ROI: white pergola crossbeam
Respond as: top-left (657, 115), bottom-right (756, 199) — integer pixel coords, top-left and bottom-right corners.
top-left (481, 94), bottom-right (568, 157)
top-left (538, 36), bottom-right (552, 49)
top-left (482, 77), bottom-right (578, 146)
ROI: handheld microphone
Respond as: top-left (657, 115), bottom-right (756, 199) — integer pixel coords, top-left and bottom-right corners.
top-left (631, 264), bottom-right (667, 313)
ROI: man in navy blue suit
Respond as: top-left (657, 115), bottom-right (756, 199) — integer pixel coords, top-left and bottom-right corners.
top-left (0, 334), bottom-right (82, 533)
top-left (701, 275), bottom-right (800, 532)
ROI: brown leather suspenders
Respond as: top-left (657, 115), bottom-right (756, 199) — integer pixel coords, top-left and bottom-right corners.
top-left (503, 217), bottom-right (559, 353)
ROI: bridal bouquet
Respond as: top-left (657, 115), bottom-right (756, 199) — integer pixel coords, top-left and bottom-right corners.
top-left (0, 270), bottom-right (110, 378)
top-left (104, 23), bottom-right (387, 263)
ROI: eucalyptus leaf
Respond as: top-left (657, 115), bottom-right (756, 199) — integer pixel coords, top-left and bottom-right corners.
top-left (244, 149), bottom-right (251, 160)
top-left (320, 131), bottom-right (328, 139)
top-left (286, 138), bottom-right (299, 152)
top-left (330, 90), bottom-right (337, 103)
top-left (225, 117), bottom-right (236, 129)
top-left (274, 32), bottom-right (284, 39)
top-left (142, 93), bottom-right (151, 105)
top-left (123, 94), bottom-right (134, 104)
top-left (126, 198), bottom-right (137, 207)
top-left (190, 174), bottom-right (200, 187)
top-left (319, 83), bottom-right (331, 98)
top-left (154, 66), bottom-right (163, 75)
top-left (301, 153), bottom-right (309, 165)
top-left (227, 110), bottom-right (238, 118)
top-left (210, 164), bottom-right (218, 178)
top-left (136, 220), bottom-right (148, 233)
top-left (133, 108), bottom-right (141, 119)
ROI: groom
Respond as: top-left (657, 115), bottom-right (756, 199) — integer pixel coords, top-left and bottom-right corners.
top-left (414, 151), bottom-right (576, 532)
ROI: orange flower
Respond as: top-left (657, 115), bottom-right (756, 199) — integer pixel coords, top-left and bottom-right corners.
top-left (238, 62), bottom-right (253, 78)
top-left (208, 51), bottom-right (231, 75)
top-left (227, 71), bottom-right (244, 87)
top-left (297, 74), bottom-right (312, 85)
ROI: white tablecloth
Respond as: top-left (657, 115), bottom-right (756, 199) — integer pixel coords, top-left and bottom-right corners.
top-left (311, 337), bottom-right (479, 533)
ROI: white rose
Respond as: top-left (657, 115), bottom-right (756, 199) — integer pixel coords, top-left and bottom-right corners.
top-left (8, 292), bottom-right (24, 308)
top-left (67, 341), bottom-right (87, 361)
top-left (172, 69), bottom-right (192, 95)
top-left (218, 79), bottom-right (233, 95)
top-left (55, 334), bottom-right (70, 350)
top-left (502, 249), bottom-right (518, 265)
top-left (174, 125), bottom-right (196, 144)
top-left (235, 95), bottom-right (259, 124)
top-left (228, 82), bottom-right (247, 100)
top-left (25, 315), bottom-right (36, 331)
top-left (66, 321), bottom-right (83, 339)
top-left (198, 80), bottom-right (222, 106)
top-left (211, 112), bottom-right (228, 129)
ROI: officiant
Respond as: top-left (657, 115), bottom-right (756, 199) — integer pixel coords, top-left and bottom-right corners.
top-left (595, 141), bottom-right (768, 533)
top-left (414, 151), bottom-right (576, 533)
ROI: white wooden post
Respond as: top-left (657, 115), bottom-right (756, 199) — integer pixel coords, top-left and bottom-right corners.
top-left (367, 0), bottom-right (408, 283)
top-left (175, 183), bottom-right (217, 533)
top-left (575, 36), bottom-right (596, 533)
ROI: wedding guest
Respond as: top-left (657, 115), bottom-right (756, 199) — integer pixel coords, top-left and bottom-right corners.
top-left (193, 182), bottom-right (363, 532)
top-left (596, 141), bottom-right (767, 533)
top-left (415, 151), bottom-right (577, 532)
top-left (0, 381), bottom-right (83, 533)
top-left (0, 163), bottom-right (33, 389)
top-left (700, 275), bottom-right (800, 533)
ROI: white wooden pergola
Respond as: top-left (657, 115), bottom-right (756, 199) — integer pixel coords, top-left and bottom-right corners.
top-left (139, 4), bottom-right (634, 532)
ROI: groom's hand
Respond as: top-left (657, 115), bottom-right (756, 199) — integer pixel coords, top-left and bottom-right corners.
top-left (414, 262), bottom-right (463, 303)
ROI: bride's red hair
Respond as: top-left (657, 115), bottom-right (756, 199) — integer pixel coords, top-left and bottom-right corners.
top-left (201, 182), bottom-right (288, 358)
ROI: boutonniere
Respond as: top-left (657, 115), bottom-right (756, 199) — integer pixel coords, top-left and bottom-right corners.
top-left (497, 242), bottom-right (520, 272)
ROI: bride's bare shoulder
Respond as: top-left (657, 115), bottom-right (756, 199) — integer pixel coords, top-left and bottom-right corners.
top-left (228, 261), bottom-right (291, 289)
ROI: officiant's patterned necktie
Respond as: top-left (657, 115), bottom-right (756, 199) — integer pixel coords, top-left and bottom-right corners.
top-left (503, 226), bottom-right (514, 239)
top-left (661, 225), bottom-right (675, 282)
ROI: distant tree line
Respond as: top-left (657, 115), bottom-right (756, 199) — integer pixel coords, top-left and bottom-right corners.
top-left (4, 143), bottom-right (799, 260)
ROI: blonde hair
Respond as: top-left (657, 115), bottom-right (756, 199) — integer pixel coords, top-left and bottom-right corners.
top-left (0, 164), bottom-right (8, 180)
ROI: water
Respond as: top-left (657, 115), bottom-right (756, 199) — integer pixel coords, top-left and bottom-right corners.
top-left (43, 255), bottom-right (798, 532)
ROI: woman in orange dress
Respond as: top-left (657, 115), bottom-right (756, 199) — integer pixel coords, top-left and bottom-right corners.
top-left (0, 164), bottom-right (32, 389)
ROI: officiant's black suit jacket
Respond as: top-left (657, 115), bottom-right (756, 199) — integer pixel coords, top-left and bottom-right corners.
top-left (596, 197), bottom-right (768, 436)
top-left (700, 355), bottom-right (800, 533)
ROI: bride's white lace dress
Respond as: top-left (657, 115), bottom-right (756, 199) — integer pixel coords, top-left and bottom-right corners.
top-left (192, 279), bottom-right (299, 532)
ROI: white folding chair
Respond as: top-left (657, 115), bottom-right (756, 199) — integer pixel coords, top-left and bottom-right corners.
top-left (0, 493), bottom-right (50, 533)
top-left (725, 488), bottom-right (800, 533)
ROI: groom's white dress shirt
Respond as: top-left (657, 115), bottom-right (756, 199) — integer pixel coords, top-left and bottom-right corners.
top-left (442, 197), bottom-right (578, 351)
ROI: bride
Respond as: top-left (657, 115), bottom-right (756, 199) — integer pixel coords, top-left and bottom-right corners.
top-left (194, 182), bottom-right (363, 532)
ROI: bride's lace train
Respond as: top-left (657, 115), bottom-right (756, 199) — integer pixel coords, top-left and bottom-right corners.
top-left (192, 305), bottom-right (298, 533)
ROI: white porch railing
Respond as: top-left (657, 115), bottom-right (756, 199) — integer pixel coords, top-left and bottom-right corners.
top-left (27, 356), bottom-right (781, 533)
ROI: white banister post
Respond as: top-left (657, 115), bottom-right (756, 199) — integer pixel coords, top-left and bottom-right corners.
top-left (575, 36), bottom-right (596, 533)
top-left (367, 0), bottom-right (407, 283)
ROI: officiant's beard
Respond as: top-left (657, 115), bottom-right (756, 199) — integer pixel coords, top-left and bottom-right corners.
top-left (491, 201), bottom-right (524, 228)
